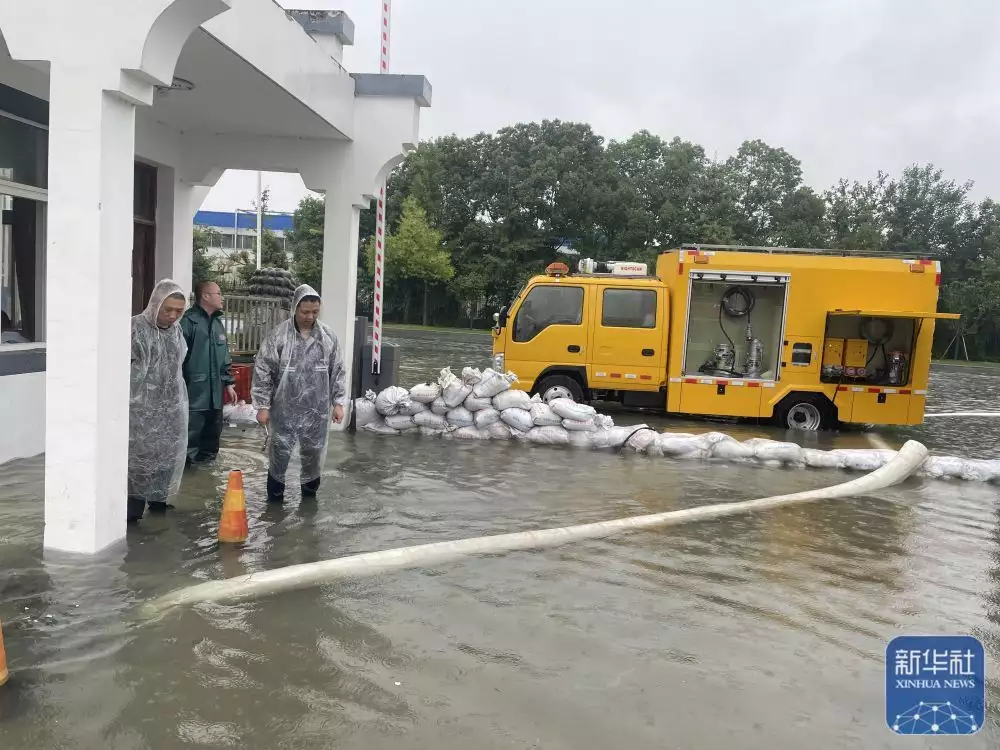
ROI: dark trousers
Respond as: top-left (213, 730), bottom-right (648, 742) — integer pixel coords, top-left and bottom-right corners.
top-left (127, 463), bottom-right (176, 522)
top-left (187, 409), bottom-right (224, 463)
top-left (267, 421), bottom-right (326, 501)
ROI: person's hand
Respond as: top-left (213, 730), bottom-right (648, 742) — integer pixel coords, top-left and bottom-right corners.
top-left (226, 385), bottom-right (238, 404)
top-left (332, 405), bottom-right (345, 424)
top-left (257, 408), bottom-right (270, 427)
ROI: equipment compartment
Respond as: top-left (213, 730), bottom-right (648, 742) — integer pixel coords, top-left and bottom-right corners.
top-left (820, 314), bottom-right (917, 387)
top-left (682, 274), bottom-right (788, 381)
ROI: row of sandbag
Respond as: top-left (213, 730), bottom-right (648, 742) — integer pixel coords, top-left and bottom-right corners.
top-left (356, 365), bottom-right (618, 442)
top-left (354, 367), bottom-right (1000, 483)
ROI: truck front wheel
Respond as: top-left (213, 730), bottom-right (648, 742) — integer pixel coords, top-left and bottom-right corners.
top-left (534, 374), bottom-right (585, 403)
top-left (773, 393), bottom-right (835, 431)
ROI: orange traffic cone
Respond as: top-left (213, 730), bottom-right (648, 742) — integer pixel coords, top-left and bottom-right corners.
top-left (218, 470), bottom-right (248, 544)
top-left (0, 618), bottom-right (8, 687)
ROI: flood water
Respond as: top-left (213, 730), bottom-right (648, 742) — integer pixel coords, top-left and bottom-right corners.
top-left (1, 327), bottom-right (998, 748)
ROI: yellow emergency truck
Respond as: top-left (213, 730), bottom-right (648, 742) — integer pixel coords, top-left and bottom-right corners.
top-left (490, 244), bottom-right (960, 431)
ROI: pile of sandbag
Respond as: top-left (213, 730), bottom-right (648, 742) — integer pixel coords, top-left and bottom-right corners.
top-left (354, 364), bottom-right (1000, 484)
top-left (355, 366), bottom-right (648, 449)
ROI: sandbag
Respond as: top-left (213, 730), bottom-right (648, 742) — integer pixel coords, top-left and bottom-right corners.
top-left (589, 425), bottom-right (648, 450)
top-left (493, 389), bottom-right (532, 411)
top-left (419, 426), bottom-right (447, 438)
top-left (622, 427), bottom-right (658, 453)
top-left (549, 397), bottom-right (597, 422)
top-left (921, 455), bottom-right (966, 479)
top-left (745, 438), bottom-right (804, 464)
top-left (446, 406), bottom-right (475, 427)
top-left (653, 433), bottom-right (713, 459)
top-left (474, 407), bottom-right (501, 429)
top-left (500, 407), bottom-right (534, 432)
top-left (802, 448), bottom-right (843, 469)
top-left (451, 426), bottom-right (492, 441)
top-left (956, 459), bottom-right (1000, 482)
top-left (400, 400), bottom-right (429, 417)
top-left (839, 449), bottom-right (894, 472)
top-left (473, 369), bottom-right (519, 399)
top-left (593, 414), bottom-right (615, 430)
top-left (710, 434), bottom-right (755, 460)
top-left (527, 426), bottom-right (571, 446)
top-left (464, 394), bottom-right (494, 412)
top-left (439, 367), bottom-right (473, 408)
top-left (374, 386), bottom-right (411, 417)
top-left (414, 411), bottom-right (449, 430)
top-left (488, 422), bottom-right (514, 440)
top-left (530, 401), bottom-right (563, 427)
top-left (461, 366), bottom-right (483, 386)
top-left (409, 382), bottom-right (442, 404)
top-left (562, 418), bottom-right (597, 433)
top-left (430, 397), bottom-right (450, 416)
top-left (567, 431), bottom-right (595, 449)
top-left (353, 390), bottom-right (379, 427)
top-left (363, 420), bottom-right (400, 436)
top-left (385, 414), bottom-right (418, 431)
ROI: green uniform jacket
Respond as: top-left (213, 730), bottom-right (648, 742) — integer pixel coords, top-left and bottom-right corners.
top-left (180, 305), bottom-right (234, 412)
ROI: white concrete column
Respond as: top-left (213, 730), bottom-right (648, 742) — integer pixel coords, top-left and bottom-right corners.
top-left (319, 184), bottom-right (362, 419)
top-left (43, 66), bottom-right (138, 554)
top-left (155, 166), bottom-right (195, 294)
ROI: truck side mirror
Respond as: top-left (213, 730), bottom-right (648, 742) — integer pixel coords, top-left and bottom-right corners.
top-left (496, 307), bottom-right (508, 329)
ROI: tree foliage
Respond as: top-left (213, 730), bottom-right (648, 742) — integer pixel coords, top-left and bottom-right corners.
top-left (281, 119), bottom-right (999, 356)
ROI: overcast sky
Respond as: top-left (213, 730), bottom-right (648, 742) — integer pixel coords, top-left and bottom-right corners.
top-left (200, 0), bottom-right (1000, 215)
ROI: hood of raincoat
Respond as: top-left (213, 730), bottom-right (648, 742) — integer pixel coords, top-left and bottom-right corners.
top-left (292, 284), bottom-right (321, 312)
top-left (141, 278), bottom-right (187, 329)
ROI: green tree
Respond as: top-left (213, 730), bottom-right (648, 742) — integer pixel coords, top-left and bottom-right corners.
top-left (287, 195), bottom-right (326, 292)
top-left (192, 227), bottom-right (220, 290)
top-left (365, 195), bottom-right (453, 325)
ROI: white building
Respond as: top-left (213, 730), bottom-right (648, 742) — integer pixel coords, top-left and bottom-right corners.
top-left (0, 1), bottom-right (431, 554)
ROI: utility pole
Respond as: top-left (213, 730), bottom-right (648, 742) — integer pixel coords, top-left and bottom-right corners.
top-left (256, 171), bottom-right (263, 270)
top-left (372, 0), bottom-right (391, 375)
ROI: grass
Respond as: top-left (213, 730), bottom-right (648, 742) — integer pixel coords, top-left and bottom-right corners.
top-left (931, 358), bottom-right (1000, 369)
top-left (383, 322), bottom-right (493, 336)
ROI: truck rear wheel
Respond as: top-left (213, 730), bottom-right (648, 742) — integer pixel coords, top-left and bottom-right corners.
top-left (773, 393), bottom-right (834, 431)
top-left (534, 374), bottom-right (585, 403)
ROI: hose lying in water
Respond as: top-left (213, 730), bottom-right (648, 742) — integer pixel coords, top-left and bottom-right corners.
top-left (924, 412), bottom-right (1000, 418)
top-left (140, 440), bottom-right (929, 616)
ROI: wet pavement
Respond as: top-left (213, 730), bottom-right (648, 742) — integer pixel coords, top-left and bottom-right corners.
top-left (0, 327), bottom-right (998, 748)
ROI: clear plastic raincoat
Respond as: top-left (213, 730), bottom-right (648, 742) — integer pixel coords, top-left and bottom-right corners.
top-left (128, 279), bottom-right (190, 509)
top-left (251, 284), bottom-right (347, 487)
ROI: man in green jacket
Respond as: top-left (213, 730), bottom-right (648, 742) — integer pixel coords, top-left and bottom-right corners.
top-left (181, 280), bottom-right (237, 464)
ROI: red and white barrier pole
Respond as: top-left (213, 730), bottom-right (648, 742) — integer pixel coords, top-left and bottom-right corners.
top-left (372, 0), bottom-right (392, 375)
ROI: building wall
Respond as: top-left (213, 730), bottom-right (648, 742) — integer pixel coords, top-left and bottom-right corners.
top-left (0, 351), bottom-right (45, 463)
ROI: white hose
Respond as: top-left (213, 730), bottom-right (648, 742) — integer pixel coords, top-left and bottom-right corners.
top-left (140, 439), bottom-right (929, 618)
top-left (924, 412), bottom-right (1000, 418)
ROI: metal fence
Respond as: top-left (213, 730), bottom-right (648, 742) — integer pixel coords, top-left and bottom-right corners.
top-left (221, 294), bottom-right (290, 356)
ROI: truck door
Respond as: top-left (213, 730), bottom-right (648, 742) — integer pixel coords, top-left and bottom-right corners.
top-left (504, 282), bottom-right (589, 390)
top-left (589, 285), bottom-right (665, 391)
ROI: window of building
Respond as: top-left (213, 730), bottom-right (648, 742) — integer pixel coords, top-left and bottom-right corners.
top-left (601, 288), bottom-right (656, 328)
top-left (513, 285), bottom-right (584, 342)
top-left (0, 107), bottom-right (48, 346)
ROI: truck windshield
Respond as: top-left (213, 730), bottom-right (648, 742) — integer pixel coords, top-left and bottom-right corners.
top-left (513, 285), bottom-right (584, 342)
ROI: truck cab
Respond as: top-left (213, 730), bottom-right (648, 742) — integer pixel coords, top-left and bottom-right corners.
top-left (491, 260), bottom-right (669, 408)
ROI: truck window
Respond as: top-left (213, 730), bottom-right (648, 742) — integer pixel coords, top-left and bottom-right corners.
top-left (513, 286), bottom-right (584, 342)
top-left (602, 289), bottom-right (656, 328)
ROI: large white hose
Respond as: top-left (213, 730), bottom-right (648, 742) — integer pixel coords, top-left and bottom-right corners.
top-left (924, 412), bottom-right (1000, 418)
top-left (141, 439), bottom-right (929, 618)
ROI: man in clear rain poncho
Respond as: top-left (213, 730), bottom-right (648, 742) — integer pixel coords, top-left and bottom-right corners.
top-left (252, 284), bottom-right (347, 502)
top-left (128, 279), bottom-right (190, 523)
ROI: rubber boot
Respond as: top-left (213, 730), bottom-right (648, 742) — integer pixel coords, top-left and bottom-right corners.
top-left (127, 496), bottom-right (146, 524)
top-left (266, 473), bottom-right (285, 504)
top-left (301, 477), bottom-right (320, 499)
top-left (147, 501), bottom-right (175, 515)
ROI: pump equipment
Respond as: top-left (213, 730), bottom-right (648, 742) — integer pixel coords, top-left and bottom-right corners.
top-left (700, 285), bottom-right (765, 379)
